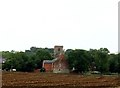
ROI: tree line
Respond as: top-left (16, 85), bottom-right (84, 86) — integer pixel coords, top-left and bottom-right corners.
top-left (66, 48), bottom-right (120, 74)
top-left (1, 47), bottom-right (120, 74)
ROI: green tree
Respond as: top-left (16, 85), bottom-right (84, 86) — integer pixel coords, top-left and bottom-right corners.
top-left (3, 51), bottom-right (35, 72)
top-left (108, 54), bottom-right (118, 73)
top-left (118, 53), bottom-right (120, 73)
top-left (35, 49), bottom-right (52, 69)
top-left (66, 49), bottom-right (89, 73)
top-left (95, 48), bottom-right (109, 74)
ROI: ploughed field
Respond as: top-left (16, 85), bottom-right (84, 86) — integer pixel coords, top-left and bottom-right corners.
top-left (2, 72), bottom-right (120, 88)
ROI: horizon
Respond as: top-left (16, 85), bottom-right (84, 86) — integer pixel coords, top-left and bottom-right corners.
top-left (0, 45), bottom-right (118, 54)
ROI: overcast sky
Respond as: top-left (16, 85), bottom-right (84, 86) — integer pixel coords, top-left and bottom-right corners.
top-left (0, 0), bottom-right (119, 53)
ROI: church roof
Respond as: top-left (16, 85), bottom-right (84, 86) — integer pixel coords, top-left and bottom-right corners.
top-left (43, 60), bottom-right (53, 64)
top-left (43, 58), bottom-right (58, 64)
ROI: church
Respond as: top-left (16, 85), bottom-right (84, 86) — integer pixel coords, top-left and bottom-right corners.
top-left (42, 46), bottom-right (70, 73)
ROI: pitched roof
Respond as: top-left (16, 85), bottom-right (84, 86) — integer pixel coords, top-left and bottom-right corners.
top-left (43, 58), bottom-right (58, 64)
top-left (43, 60), bottom-right (53, 63)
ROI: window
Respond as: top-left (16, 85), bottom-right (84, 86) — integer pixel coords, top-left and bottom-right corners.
top-left (58, 48), bottom-right (60, 51)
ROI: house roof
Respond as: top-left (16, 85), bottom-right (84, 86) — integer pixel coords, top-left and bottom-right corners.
top-left (43, 58), bottom-right (58, 64)
top-left (43, 60), bottom-right (54, 64)
top-left (43, 53), bottom-right (66, 64)
top-left (52, 58), bottom-right (58, 62)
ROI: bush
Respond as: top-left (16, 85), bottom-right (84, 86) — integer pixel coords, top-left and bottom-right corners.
top-left (40, 68), bottom-right (46, 72)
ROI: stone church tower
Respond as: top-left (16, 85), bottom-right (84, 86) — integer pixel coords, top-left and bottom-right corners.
top-left (54, 45), bottom-right (64, 58)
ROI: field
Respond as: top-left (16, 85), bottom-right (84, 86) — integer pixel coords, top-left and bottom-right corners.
top-left (2, 72), bottom-right (120, 88)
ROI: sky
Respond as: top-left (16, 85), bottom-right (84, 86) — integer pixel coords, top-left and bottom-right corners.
top-left (0, 0), bottom-right (119, 53)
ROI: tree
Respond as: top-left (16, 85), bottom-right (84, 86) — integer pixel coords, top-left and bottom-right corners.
top-left (108, 54), bottom-right (118, 73)
top-left (95, 48), bottom-right (109, 74)
top-left (35, 49), bottom-right (52, 69)
top-left (3, 51), bottom-right (35, 72)
top-left (88, 49), bottom-right (98, 71)
top-left (66, 49), bottom-right (89, 73)
top-left (118, 53), bottom-right (120, 73)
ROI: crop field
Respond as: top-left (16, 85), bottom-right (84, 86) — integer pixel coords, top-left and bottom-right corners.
top-left (2, 72), bottom-right (120, 88)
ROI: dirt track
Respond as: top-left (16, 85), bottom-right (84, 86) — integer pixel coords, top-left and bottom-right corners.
top-left (2, 72), bottom-right (120, 88)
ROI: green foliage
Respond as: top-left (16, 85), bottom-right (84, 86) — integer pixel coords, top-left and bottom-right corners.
top-left (35, 49), bottom-right (52, 69)
top-left (40, 67), bottom-right (46, 72)
top-left (2, 47), bottom-right (52, 72)
top-left (95, 48), bottom-right (109, 73)
top-left (118, 53), bottom-right (120, 73)
top-left (66, 48), bottom-right (117, 74)
top-left (66, 49), bottom-right (89, 73)
top-left (108, 54), bottom-right (118, 73)
top-left (2, 47), bottom-right (119, 74)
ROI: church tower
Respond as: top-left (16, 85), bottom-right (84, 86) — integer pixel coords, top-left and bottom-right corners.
top-left (54, 45), bottom-right (63, 58)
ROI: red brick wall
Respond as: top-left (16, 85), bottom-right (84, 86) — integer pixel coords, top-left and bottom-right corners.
top-left (44, 63), bottom-right (53, 72)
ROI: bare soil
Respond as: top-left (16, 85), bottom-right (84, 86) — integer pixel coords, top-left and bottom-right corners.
top-left (2, 72), bottom-right (120, 88)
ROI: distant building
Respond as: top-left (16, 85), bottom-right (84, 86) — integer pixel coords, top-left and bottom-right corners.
top-left (42, 45), bottom-right (69, 73)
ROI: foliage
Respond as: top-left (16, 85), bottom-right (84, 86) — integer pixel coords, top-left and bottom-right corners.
top-left (66, 48), bottom-right (119, 74)
top-left (40, 67), bottom-right (46, 72)
top-left (66, 49), bottom-right (89, 73)
top-left (108, 54), bottom-right (118, 73)
top-left (2, 47), bottom-right (119, 74)
top-left (2, 47), bottom-right (52, 72)
top-left (95, 48), bottom-right (109, 73)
